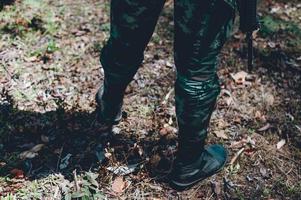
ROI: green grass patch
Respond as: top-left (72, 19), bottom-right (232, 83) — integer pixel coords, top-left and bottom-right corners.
top-left (259, 15), bottom-right (301, 41)
top-left (0, 1), bottom-right (59, 36)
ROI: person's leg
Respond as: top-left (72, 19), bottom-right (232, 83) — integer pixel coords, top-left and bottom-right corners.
top-left (170, 0), bottom-right (236, 189)
top-left (96, 0), bottom-right (165, 124)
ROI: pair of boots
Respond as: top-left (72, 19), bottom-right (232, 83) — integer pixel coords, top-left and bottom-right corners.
top-left (95, 85), bottom-right (227, 191)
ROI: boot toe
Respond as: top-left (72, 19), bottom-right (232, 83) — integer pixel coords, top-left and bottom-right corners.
top-left (169, 144), bottom-right (228, 191)
top-left (205, 144), bottom-right (228, 167)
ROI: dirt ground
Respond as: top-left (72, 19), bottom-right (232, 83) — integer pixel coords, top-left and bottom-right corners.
top-left (0, 0), bottom-right (301, 199)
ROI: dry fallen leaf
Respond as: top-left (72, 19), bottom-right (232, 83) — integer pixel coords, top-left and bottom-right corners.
top-left (150, 154), bottom-right (161, 168)
top-left (159, 124), bottom-right (177, 136)
top-left (230, 139), bottom-right (248, 149)
top-left (0, 162), bottom-right (6, 167)
top-left (211, 181), bottom-right (222, 196)
top-left (10, 168), bottom-right (24, 179)
top-left (216, 119), bottom-right (229, 129)
top-left (233, 116), bottom-right (241, 123)
top-left (255, 110), bottom-right (262, 119)
top-left (24, 56), bottom-right (38, 62)
top-left (107, 164), bottom-right (139, 176)
top-left (224, 96), bottom-right (233, 106)
top-left (276, 139), bottom-right (286, 149)
top-left (112, 176), bottom-right (126, 194)
top-left (41, 135), bottom-right (49, 143)
top-left (159, 128), bottom-right (168, 136)
top-left (214, 130), bottom-right (228, 139)
top-left (247, 137), bottom-right (256, 147)
top-left (267, 41), bottom-right (276, 48)
top-left (264, 94), bottom-right (275, 107)
top-left (231, 71), bottom-right (248, 84)
top-left (255, 110), bottom-right (267, 122)
top-left (258, 123), bottom-right (271, 132)
top-left (260, 167), bottom-right (269, 178)
top-left (31, 144), bottom-right (45, 152)
top-left (20, 151), bottom-right (38, 159)
top-left (19, 144), bottom-right (45, 160)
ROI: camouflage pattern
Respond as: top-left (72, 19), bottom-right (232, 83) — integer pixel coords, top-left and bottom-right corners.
top-left (224, 0), bottom-right (237, 11)
top-left (99, 0), bottom-right (236, 158)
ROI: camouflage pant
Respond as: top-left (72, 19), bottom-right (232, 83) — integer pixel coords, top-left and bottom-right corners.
top-left (100, 0), bottom-right (236, 158)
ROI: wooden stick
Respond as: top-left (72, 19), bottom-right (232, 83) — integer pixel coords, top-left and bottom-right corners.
top-left (230, 148), bottom-right (245, 165)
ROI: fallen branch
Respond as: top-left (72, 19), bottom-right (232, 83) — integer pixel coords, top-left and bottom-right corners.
top-left (230, 148), bottom-right (245, 165)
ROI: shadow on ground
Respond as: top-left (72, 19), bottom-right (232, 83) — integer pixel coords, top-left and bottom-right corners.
top-left (0, 0), bottom-right (15, 10)
top-left (0, 99), bottom-right (174, 182)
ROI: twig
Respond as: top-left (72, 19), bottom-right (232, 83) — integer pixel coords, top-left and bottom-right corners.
top-left (56, 146), bottom-right (64, 172)
top-left (73, 170), bottom-right (80, 192)
top-left (189, 182), bottom-right (205, 199)
top-left (277, 152), bottom-right (301, 165)
top-left (205, 193), bottom-right (215, 200)
top-left (230, 148), bottom-right (245, 165)
top-left (161, 88), bottom-right (174, 105)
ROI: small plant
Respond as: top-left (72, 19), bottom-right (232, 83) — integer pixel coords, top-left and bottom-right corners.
top-left (64, 172), bottom-right (106, 200)
top-left (2, 193), bottom-right (17, 200)
top-left (46, 39), bottom-right (59, 53)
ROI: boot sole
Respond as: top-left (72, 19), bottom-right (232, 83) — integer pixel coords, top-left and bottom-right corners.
top-left (169, 149), bottom-right (228, 191)
top-left (95, 105), bottom-right (122, 125)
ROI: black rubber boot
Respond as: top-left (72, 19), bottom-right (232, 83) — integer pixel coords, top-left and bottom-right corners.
top-left (95, 85), bottom-right (123, 132)
top-left (95, 86), bottom-right (123, 125)
top-left (169, 144), bottom-right (228, 191)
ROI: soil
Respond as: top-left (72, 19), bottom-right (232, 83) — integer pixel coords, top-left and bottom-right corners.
top-left (0, 0), bottom-right (300, 199)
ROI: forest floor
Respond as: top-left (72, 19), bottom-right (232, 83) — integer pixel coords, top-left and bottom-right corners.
top-left (0, 0), bottom-right (301, 199)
